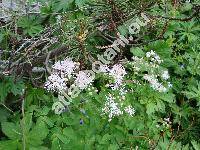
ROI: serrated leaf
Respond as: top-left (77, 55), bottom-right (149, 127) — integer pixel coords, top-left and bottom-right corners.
top-left (63, 127), bottom-right (77, 141)
top-left (27, 120), bottom-right (49, 146)
top-left (51, 137), bottom-right (62, 150)
top-left (10, 80), bottom-right (25, 96)
top-left (160, 93), bottom-right (175, 103)
top-left (146, 102), bottom-right (156, 115)
top-left (0, 108), bottom-right (10, 122)
top-left (191, 141), bottom-right (200, 150)
top-left (55, 0), bottom-right (74, 11)
top-left (100, 133), bottom-right (111, 144)
top-left (56, 134), bottom-right (70, 144)
top-left (75, 0), bottom-right (87, 8)
top-left (0, 140), bottom-right (20, 150)
top-left (1, 122), bottom-right (21, 140)
top-left (0, 33), bottom-right (4, 43)
top-left (130, 47), bottom-right (145, 57)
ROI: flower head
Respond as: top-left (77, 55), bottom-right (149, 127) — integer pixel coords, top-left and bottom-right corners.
top-left (161, 70), bottom-right (170, 80)
top-left (143, 74), bottom-right (167, 92)
top-left (52, 58), bottom-right (79, 78)
top-left (44, 73), bottom-right (67, 92)
top-left (109, 64), bottom-right (126, 89)
top-left (102, 94), bottom-right (123, 122)
top-left (124, 105), bottom-right (135, 116)
top-left (74, 71), bottom-right (94, 90)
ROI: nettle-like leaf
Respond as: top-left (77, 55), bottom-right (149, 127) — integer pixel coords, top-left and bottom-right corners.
top-left (177, 21), bottom-right (200, 43)
top-left (130, 47), bottom-right (145, 57)
top-left (184, 82), bottom-right (200, 100)
top-left (0, 140), bottom-right (21, 150)
top-left (0, 77), bottom-right (24, 102)
top-left (184, 51), bottom-right (200, 76)
top-left (1, 113), bottom-right (49, 148)
top-left (17, 16), bottom-right (43, 37)
top-left (55, 0), bottom-right (74, 11)
top-left (146, 102), bottom-right (157, 115)
top-left (10, 80), bottom-right (25, 96)
top-left (0, 82), bottom-right (10, 102)
top-left (147, 40), bottom-right (172, 59)
top-left (0, 108), bottom-right (10, 123)
top-left (51, 127), bottom-right (70, 149)
top-left (1, 122), bottom-right (21, 140)
top-left (138, 86), bottom-right (174, 115)
top-left (184, 82), bottom-right (200, 110)
top-left (27, 119), bottom-right (49, 146)
top-left (191, 140), bottom-right (200, 150)
top-left (75, 0), bottom-right (88, 8)
top-left (157, 137), bottom-right (190, 150)
top-left (146, 94), bottom-right (174, 115)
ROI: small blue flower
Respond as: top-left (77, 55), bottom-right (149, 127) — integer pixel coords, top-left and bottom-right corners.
top-left (80, 119), bottom-right (84, 125)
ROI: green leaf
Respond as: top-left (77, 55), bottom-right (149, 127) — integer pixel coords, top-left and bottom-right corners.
top-left (0, 77), bottom-right (24, 102)
top-left (146, 102), bottom-right (156, 115)
top-left (1, 122), bottom-right (21, 140)
top-left (51, 137), bottom-right (62, 150)
top-left (63, 127), bottom-right (77, 141)
top-left (75, 0), bottom-right (87, 8)
top-left (0, 108), bottom-right (10, 122)
top-left (17, 16), bottom-right (43, 37)
top-left (147, 40), bottom-right (172, 59)
top-left (27, 120), bottom-right (49, 146)
top-left (0, 140), bottom-right (20, 150)
top-left (160, 93), bottom-right (175, 103)
top-left (108, 144), bottom-right (119, 150)
top-left (156, 100), bottom-right (165, 112)
top-left (10, 80), bottom-right (25, 96)
top-left (56, 134), bottom-right (70, 144)
top-left (130, 47), bottom-right (145, 57)
top-left (0, 82), bottom-right (10, 102)
top-left (29, 146), bottom-right (49, 150)
top-left (24, 112), bottom-right (33, 133)
top-left (191, 141), bottom-right (200, 150)
top-left (99, 133), bottom-right (111, 144)
top-left (0, 33), bottom-right (4, 43)
top-left (55, 0), bottom-right (74, 11)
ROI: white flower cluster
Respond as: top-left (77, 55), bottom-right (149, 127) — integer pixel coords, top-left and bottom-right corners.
top-left (132, 56), bottom-right (144, 64)
top-left (131, 50), bottom-right (162, 71)
top-left (161, 70), bottom-right (170, 80)
top-left (130, 50), bottom-right (172, 92)
top-left (99, 64), bottom-right (110, 73)
top-left (119, 86), bottom-right (128, 101)
top-left (102, 94), bottom-right (123, 122)
top-left (156, 117), bottom-right (172, 129)
top-left (102, 93), bottom-right (135, 121)
top-left (124, 105), bottom-right (135, 117)
top-left (109, 64), bottom-right (127, 89)
top-left (131, 56), bottom-right (153, 73)
top-left (98, 63), bottom-right (127, 89)
top-left (45, 58), bottom-right (94, 93)
top-left (52, 58), bottom-right (79, 78)
top-left (143, 74), bottom-right (167, 92)
top-left (74, 71), bottom-right (94, 90)
top-left (146, 50), bottom-right (163, 66)
top-left (44, 74), bottom-right (67, 92)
